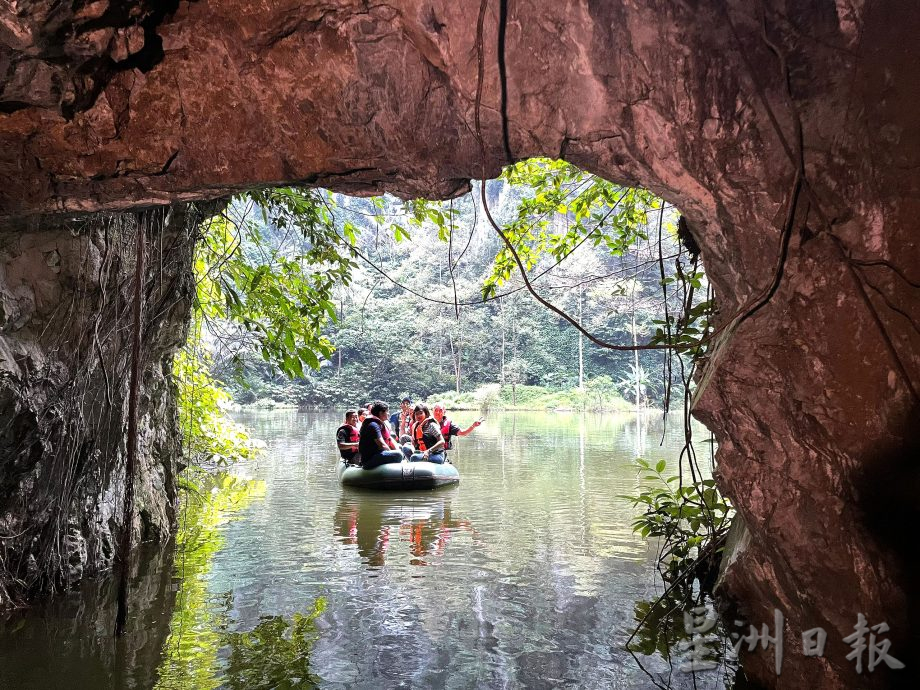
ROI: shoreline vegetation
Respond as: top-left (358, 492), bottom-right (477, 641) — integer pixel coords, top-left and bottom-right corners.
top-left (233, 382), bottom-right (647, 413)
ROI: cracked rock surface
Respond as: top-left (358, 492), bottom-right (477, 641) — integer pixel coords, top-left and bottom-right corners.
top-left (1, 2), bottom-right (919, 687)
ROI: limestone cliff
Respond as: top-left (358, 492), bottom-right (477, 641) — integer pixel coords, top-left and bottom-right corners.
top-left (1, 1), bottom-right (918, 687)
top-left (0, 205), bottom-right (201, 602)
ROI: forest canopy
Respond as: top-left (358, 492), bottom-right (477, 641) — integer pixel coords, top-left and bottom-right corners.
top-left (176, 159), bottom-right (711, 461)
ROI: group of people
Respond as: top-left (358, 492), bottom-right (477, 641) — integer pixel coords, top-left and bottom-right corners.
top-left (336, 397), bottom-right (483, 470)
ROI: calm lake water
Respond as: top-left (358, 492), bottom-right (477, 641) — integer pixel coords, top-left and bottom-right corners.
top-left (0, 410), bottom-right (733, 689)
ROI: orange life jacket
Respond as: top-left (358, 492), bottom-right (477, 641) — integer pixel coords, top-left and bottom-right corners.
top-left (413, 418), bottom-right (443, 452)
top-left (413, 419), bottom-right (429, 450)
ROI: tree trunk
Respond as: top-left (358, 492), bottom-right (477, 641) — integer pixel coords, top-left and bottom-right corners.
top-left (499, 297), bottom-right (506, 385)
top-left (448, 332), bottom-right (462, 394)
top-left (454, 334), bottom-right (462, 394)
top-left (337, 289), bottom-right (343, 376)
top-left (632, 309), bottom-right (640, 411)
top-left (577, 286), bottom-right (584, 392)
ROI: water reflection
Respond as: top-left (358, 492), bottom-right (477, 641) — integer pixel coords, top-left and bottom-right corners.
top-left (333, 489), bottom-right (475, 567)
top-left (221, 601), bottom-right (326, 690)
top-left (155, 472), bottom-right (265, 690)
top-left (0, 411), bottom-right (732, 689)
top-left (0, 543), bottom-right (175, 690)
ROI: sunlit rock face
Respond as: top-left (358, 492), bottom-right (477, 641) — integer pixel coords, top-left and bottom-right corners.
top-left (1, 1), bottom-right (919, 687)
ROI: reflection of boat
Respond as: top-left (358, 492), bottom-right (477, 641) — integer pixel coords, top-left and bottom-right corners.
top-left (333, 488), bottom-right (474, 567)
top-left (336, 459), bottom-right (459, 490)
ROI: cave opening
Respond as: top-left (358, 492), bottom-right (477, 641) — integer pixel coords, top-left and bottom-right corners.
top-left (1, 1), bottom-right (919, 688)
top-left (0, 160), bottom-right (739, 687)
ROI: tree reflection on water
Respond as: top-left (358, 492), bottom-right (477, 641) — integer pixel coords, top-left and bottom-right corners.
top-left (222, 606), bottom-right (326, 689)
top-left (155, 472), bottom-right (326, 689)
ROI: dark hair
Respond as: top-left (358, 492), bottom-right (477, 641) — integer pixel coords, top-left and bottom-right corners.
top-left (402, 397), bottom-right (412, 404)
top-left (370, 401), bottom-right (389, 417)
top-left (345, 409), bottom-right (357, 419)
top-left (413, 403), bottom-right (431, 418)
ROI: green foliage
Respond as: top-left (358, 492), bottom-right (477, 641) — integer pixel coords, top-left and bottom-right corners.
top-left (628, 590), bottom-right (737, 680)
top-left (584, 375), bottom-right (619, 409)
top-left (198, 188), bottom-right (357, 379)
top-left (650, 267), bottom-right (714, 358)
top-left (191, 159), bottom-right (710, 414)
top-left (616, 363), bottom-right (651, 406)
top-left (176, 186), bottom-right (363, 464)
top-left (629, 587), bottom-right (703, 658)
top-left (482, 158), bottom-right (659, 298)
top-left (621, 458), bottom-right (732, 583)
top-left (174, 349), bottom-right (263, 466)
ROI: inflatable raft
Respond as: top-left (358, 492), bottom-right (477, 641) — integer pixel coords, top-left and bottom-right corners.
top-left (337, 459), bottom-right (459, 490)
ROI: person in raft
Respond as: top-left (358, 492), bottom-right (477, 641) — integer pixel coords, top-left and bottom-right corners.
top-left (409, 404), bottom-right (446, 464)
top-left (432, 402), bottom-right (483, 455)
top-left (359, 401), bottom-right (404, 469)
top-left (336, 409), bottom-right (360, 464)
top-left (389, 396), bottom-right (414, 442)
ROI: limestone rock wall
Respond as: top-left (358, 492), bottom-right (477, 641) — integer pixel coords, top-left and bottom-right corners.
top-left (0, 205), bottom-right (201, 602)
top-left (1, 1), bottom-right (919, 687)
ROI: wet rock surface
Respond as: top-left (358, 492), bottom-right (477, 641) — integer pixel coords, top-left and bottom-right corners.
top-left (1, 1), bottom-right (919, 687)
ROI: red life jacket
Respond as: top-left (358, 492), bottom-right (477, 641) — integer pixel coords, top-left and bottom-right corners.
top-left (336, 424), bottom-right (359, 443)
top-left (440, 419), bottom-right (453, 450)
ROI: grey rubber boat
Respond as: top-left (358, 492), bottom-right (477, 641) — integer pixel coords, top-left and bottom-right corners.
top-left (337, 459), bottom-right (460, 490)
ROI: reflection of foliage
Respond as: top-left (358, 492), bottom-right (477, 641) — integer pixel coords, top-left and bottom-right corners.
top-left (156, 472), bottom-right (265, 690)
top-left (157, 473), bottom-right (326, 689)
top-left (223, 600), bottom-right (327, 690)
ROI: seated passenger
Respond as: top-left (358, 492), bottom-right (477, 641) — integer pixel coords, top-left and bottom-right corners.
top-left (359, 401), bottom-right (405, 469)
top-left (336, 410), bottom-right (360, 464)
top-left (409, 404), bottom-right (446, 464)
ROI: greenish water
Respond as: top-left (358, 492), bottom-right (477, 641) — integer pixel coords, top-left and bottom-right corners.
top-left (0, 410), bottom-right (732, 689)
